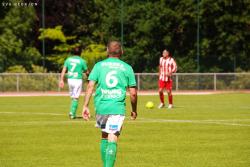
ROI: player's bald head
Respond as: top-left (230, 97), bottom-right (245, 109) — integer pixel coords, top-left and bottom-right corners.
top-left (107, 41), bottom-right (122, 56)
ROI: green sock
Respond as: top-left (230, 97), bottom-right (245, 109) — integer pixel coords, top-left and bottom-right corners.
top-left (106, 142), bottom-right (117, 167)
top-left (70, 99), bottom-right (78, 117)
top-left (100, 139), bottom-right (108, 167)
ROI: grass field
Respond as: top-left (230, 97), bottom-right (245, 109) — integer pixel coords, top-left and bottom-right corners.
top-left (0, 93), bottom-right (250, 167)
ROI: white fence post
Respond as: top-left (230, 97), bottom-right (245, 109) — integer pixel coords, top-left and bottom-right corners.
top-left (16, 74), bottom-right (19, 92)
top-left (175, 74), bottom-right (179, 91)
top-left (214, 73), bottom-right (217, 91)
top-left (58, 74), bottom-right (61, 92)
top-left (137, 73), bottom-right (140, 91)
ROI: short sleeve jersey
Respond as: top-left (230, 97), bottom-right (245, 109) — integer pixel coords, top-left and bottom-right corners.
top-left (159, 57), bottom-right (177, 81)
top-left (64, 55), bottom-right (88, 79)
top-left (88, 57), bottom-right (136, 115)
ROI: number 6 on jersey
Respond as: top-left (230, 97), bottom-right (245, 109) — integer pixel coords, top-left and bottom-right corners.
top-left (105, 71), bottom-right (118, 88)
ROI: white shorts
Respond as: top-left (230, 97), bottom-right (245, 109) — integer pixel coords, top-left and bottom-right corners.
top-left (67, 79), bottom-right (82, 98)
top-left (96, 115), bottom-right (125, 135)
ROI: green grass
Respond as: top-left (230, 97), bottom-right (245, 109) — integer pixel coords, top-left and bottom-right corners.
top-left (0, 93), bottom-right (250, 167)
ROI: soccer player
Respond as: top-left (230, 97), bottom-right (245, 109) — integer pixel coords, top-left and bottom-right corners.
top-left (59, 47), bottom-right (89, 119)
top-left (158, 49), bottom-right (177, 109)
top-left (82, 40), bottom-right (137, 167)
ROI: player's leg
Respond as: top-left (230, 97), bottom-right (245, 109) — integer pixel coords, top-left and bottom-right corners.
top-left (158, 80), bottom-right (165, 108)
top-left (106, 133), bottom-right (118, 167)
top-left (105, 115), bottom-right (125, 167)
top-left (68, 79), bottom-right (75, 117)
top-left (96, 115), bottom-right (109, 167)
top-left (70, 98), bottom-right (79, 118)
top-left (166, 80), bottom-right (173, 108)
top-left (68, 79), bottom-right (82, 118)
top-left (101, 132), bottom-right (108, 167)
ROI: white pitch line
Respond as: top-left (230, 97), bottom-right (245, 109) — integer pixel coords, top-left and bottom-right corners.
top-left (203, 119), bottom-right (250, 122)
top-left (0, 111), bottom-right (64, 116)
top-left (0, 120), bottom-right (91, 126)
top-left (201, 121), bottom-right (250, 127)
top-left (0, 112), bottom-right (250, 127)
top-left (133, 118), bottom-right (250, 127)
top-left (1, 119), bottom-right (249, 127)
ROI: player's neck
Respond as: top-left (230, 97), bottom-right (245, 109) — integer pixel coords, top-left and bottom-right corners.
top-left (108, 55), bottom-right (120, 58)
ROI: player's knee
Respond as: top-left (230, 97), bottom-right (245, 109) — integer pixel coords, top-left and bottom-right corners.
top-left (102, 132), bottom-right (108, 139)
top-left (108, 133), bottom-right (118, 142)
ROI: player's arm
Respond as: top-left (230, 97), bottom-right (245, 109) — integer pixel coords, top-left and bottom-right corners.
top-left (167, 58), bottom-right (177, 77)
top-left (128, 86), bottom-right (137, 120)
top-left (82, 61), bottom-right (90, 79)
top-left (172, 59), bottom-right (177, 73)
top-left (82, 80), bottom-right (95, 121)
top-left (158, 58), bottom-right (161, 76)
top-left (85, 69), bottom-right (90, 78)
top-left (158, 65), bottom-right (161, 76)
top-left (59, 66), bottom-right (67, 88)
top-left (82, 69), bottom-right (90, 82)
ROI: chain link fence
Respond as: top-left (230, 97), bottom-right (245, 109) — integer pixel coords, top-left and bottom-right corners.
top-left (0, 73), bottom-right (250, 92)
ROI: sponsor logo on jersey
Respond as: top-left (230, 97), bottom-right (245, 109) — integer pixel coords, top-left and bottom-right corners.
top-left (109, 124), bottom-right (118, 130)
top-left (70, 59), bottom-right (80, 63)
top-left (101, 88), bottom-right (122, 99)
top-left (101, 62), bottom-right (126, 71)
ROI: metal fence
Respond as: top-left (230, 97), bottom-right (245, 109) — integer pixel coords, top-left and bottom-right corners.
top-left (0, 73), bottom-right (249, 92)
top-left (136, 73), bottom-right (250, 91)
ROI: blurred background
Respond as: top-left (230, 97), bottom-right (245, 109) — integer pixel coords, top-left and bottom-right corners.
top-left (0, 0), bottom-right (249, 92)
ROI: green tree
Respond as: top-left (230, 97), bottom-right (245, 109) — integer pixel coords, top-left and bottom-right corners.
top-left (35, 0), bottom-right (103, 71)
top-left (82, 43), bottom-right (106, 69)
top-left (1, 0), bottom-right (249, 73)
top-left (38, 26), bottom-right (81, 71)
top-left (96, 0), bottom-right (249, 72)
top-left (97, 0), bottom-right (198, 72)
top-left (0, 4), bottom-right (41, 72)
top-left (6, 65), bottom-right (27, 73)
top-left (200, 0), bottom-right (250, 72)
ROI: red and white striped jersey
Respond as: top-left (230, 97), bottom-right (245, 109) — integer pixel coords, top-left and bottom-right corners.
top-left (159, 57), bottom-right (177, 81)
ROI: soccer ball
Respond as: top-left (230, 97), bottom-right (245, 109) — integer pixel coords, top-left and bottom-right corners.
top-left (145, 101), bottom-right (154, 109)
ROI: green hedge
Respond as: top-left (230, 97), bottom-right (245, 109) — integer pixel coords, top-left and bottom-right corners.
top-left (0, 74), bottom-right (60, 92)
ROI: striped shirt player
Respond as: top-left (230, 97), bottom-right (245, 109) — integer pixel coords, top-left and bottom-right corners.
top-left (158, 49), bottom-right (177, 109)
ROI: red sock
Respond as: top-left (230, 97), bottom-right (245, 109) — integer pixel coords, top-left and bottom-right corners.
top-left (159, 92), bottom-right (164, 104)
top-left (168, 95), bottom-right (173, 105)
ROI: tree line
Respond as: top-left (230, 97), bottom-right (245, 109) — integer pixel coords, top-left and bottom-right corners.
top-left (0, 0), bottom-right (249, 73)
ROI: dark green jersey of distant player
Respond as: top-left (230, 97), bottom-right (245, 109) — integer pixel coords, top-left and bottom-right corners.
top-left (88, 57), bottom-right (136, 115)
top-left (64, 55), bottom-right (88, 79)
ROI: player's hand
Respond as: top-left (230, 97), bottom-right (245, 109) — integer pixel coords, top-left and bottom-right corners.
top-left (82, 107), bottom-right (91, 121)
top-left (130, 111), bottom-right (137, 120)
top-left (59, 80), bottom-right (64, 88)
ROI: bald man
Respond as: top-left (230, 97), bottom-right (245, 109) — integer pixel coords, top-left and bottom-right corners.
top-left (82, 40), bottom-right (137, 167)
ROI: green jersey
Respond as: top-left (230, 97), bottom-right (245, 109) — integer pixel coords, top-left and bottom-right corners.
top-left (88, 57), bottom-right (136, 115)
top-left (64, 55), bottom-right (88, 79)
